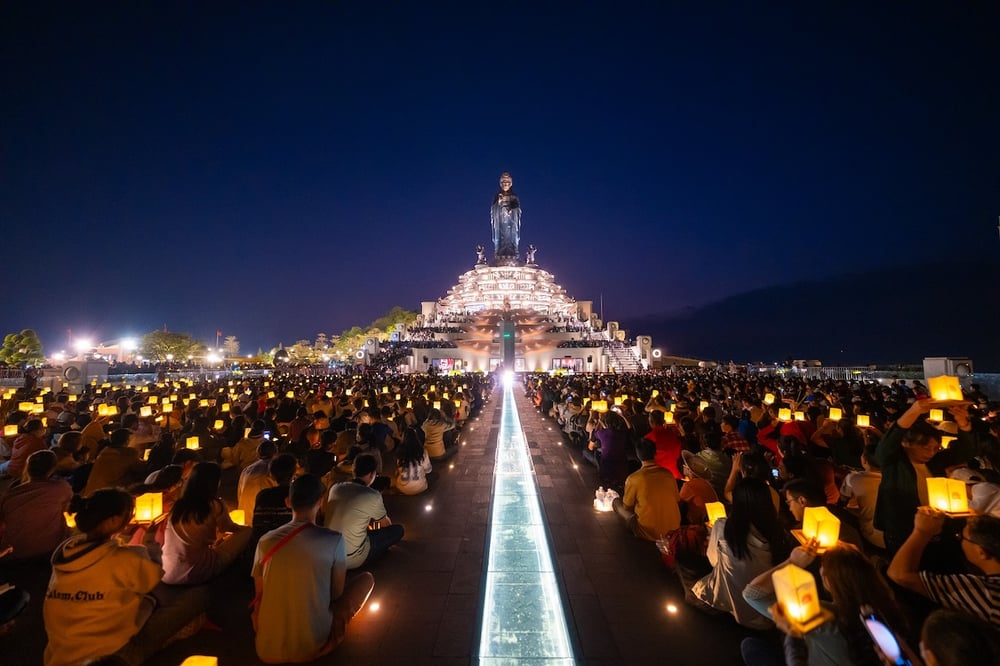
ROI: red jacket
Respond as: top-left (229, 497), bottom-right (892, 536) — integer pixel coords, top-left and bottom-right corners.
top-left (7, 432), bottom-right (46, 478)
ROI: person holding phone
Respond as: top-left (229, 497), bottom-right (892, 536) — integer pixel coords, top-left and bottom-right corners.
top-left (742, 542), bottom-right (909, 666)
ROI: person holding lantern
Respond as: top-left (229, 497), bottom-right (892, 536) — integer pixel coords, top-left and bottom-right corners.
top-left (887, 510), bottom-right (1000, 628)
top-left (873, 399), bottom-right (976, 555)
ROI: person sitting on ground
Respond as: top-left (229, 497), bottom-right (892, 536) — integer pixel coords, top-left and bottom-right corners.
top-left (839, 444), bottom-right (885, 550)
top-left (742, 542), bottom-right (909, 666)
top-left (305, 430), bottom-right (338, 478)
top-left (612, 438), bottom-right (681, 541)
top-left (325, 454), bottom-right (404, 570)
top-left (52, 430), bottom-right (84, 477)
top-left (874, 399), bottom-right (975, 554)
top-left (0, 418), bottom-right (47, 478)
top-left (0, 450), bottom-right (73, 561)
top-left (252, 454), bottom-right (298, 541)
top-left (586, 409), bottom-right (631, 493)
top-left (161, 462), bottom-right (253, 585)
top-left (919, 608), bottom-right (1000, 666)
top-left (44, 488), bottom-right (209, 665)
top-left (783, 478), bottom-right (864, 550)
top-left (393, 428), bottom-right (433, 496)
top-left (678, 455), bottom-right (719, 525)
top-left (421, 408), bottom-right (456, 461)
top-left (724, 451), bottom-right (780, 511)
top-left (681, 429), bottom-right (732, 499)
top-left (237, 439), bottom-right (278, 518)
top-left (252, 473), bottom-right (374, 664)
top-left (224, 420), bottom-right (267, 472)
top-left (644, 409), bottom-right (683, 480)
top-left (721, 415), bottom-right (751, 455)
top-left (686, 478), bottom-right (790, 629)
top-left (82, 428), bottom-right (146, 497)
top-left (887, 510), bottom-right (1000, 628)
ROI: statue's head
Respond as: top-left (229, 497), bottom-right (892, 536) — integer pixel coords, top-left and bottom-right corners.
top-left (499, 172), bottom-right (512, 191)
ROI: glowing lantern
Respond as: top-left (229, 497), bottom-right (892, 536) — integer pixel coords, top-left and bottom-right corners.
top-left (140, 406), bottom-right (153, 418)
top-left (229, 509), bottom-right (246, 526)
top-left (214, 420), bottom-right (224, 430)
top-left (41, 417), bottom-right (48, 427)
top-left (244, 428), bottom-right (251, 438)
top-left (764, 393), bottom-right (775, 405)
top-left (345, 389), bottom-right (352, 396)
top-left (772, 564), bottom-right (826, 632)
top-left (940, 435), bottom-right (956, 450)
top-left (429, 385), bottom-right (436, 392)
top-left (927, 375), bottom-right (963, 401)
top-left (35, 396), bottom-right (44, 403)
top-left (705, 502), bottom-right (727, 527)
top-left (134, 493), bottom-right (164, 523)
top-left (182, 399), bottom-right (190, 406)
top-left (199, 399), bottom-right (209, 407)
top-left (3, 425), bottom-right (18, 438)
top-left (221, 403), bottom-right (230, 413)
top-left (927, 477), bottom-right (969, 514)
top-left (267, 391), bottom-right (276, 399)
top-left (651, 390), bottom-right (659, 398)
top-left (170, 395), bottom-right (179, 402)
top-left (180, 656), bottom-right (218, 665)
top-left (828, 408), bottom-right (842, 422)
top-left (263, 381), bottom-right (270, 387)
top-left (382, 386), bottom-right (389, 394)
top-left (778, 408), bottom-right (792, 422)
top-left (141, 386), bottom-right (149, 393)
top-left (928, 409), bottom-right (944, 422)
top-left (68, 394), bottom-right (77, 402)
top-left (593, 487), bottom-right (617, 512)
top-left (856, 414), bottom-right (870, 428)
top-left (614, 397), bottom-right (623, 407)
top-left (285, 391), bottom-right (295, 399)
top-left (107, 405), bottom-right (119, 416)
top-left (148, 395), bottom-right (159, 404)
top-left (186, 436), bottom-right (200, 450)
top-left (794, 411), bottom-right (805, 421)
top-left (161, 402), bottom-right (173, 413)
top-left (699, 400), bottom-right (709, 412)
top-left (591, 400), bottom-right (609, 413)
top-left (669, 403), bottom-right (676, 412)
top-left (664, 411), bottom-right (675, 424)
top-left (454, 400), bottom-right (462, 408)
top-left (621, 394), bottom-right (628, 401)
top-left (98, 404), bottom-right (110, 417)
top-left (64, 512), bottom-right (77, 529)
top-left (800, 506), bottom-right (841, 549)
top-left (432, 401), bottom-right (441, 410)
top-left (30, 404), bottom-right (43, 415)
top-left (406, 400), bottom-right (413, 409)
top-left (395, 393), bottom-right (401, 400)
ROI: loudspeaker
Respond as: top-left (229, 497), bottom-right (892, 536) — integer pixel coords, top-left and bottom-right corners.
top-left (587, 356), bottom-right (593, 363)
top-left (636, 335), bottom-right (652, 360)
top-left (423, 356), bottom-right (429, 364)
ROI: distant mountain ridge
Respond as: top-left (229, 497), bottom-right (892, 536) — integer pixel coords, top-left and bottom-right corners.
top-left (627, 259), bottom-right (1000, 371)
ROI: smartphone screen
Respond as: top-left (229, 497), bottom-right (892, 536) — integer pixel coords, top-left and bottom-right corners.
top-left (771, 468), bottom-right (780, 479)
top-left (263, 431), bottom-right (271, 440)
top-left (862, 613), bottom-right (911, 665)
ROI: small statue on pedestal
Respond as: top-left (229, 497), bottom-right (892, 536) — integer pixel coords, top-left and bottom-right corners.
top-left (475, 244), bottom-right (486, 265)
top-left (526, 244), bottom-right (537, 265)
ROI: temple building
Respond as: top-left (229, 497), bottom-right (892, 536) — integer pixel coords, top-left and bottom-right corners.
top-left (398, 173), bottom-right (656, 374)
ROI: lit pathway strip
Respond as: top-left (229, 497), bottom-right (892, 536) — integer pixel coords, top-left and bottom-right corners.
top-left (478, 379), bottom-right (575, 665)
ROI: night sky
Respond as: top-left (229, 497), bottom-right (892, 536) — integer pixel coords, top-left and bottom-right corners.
top-left (3, 3), bottom-right (998, 358)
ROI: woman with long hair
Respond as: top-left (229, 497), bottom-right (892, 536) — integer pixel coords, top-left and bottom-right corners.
top-left (742, 542), bottom-right (910, 666)
top-left (161, 462), bottom-right (252, 585)
top-left (394, 428), bottom-right (432, 495)
top-left (688, 478), bottom-right (791, 629)
top-left (586, 410), bottom-right (631, 493)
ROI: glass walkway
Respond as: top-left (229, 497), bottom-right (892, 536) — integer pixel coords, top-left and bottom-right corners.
top-left (477, 377), bottom-right (575, 664)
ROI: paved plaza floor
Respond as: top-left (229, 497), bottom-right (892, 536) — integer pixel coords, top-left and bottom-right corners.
top-left (3, 388), bottom-right (758, 665)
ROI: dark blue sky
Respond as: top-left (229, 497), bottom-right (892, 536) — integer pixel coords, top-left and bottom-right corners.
top-left (2, 2), bottom-right (998, 356)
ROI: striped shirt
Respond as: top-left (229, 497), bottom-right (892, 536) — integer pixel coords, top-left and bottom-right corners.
top-left (919, 571), bottom-right (1000, 628)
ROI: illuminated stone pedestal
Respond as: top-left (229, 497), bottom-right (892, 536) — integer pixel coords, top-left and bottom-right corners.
top-left (438, 265), bottom-right (578, 317)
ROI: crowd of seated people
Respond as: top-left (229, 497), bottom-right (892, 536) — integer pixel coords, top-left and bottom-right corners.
top-left (0, 370), bottom-right (492, 663)
top-left (525, 368), bottom-right (1000, 665)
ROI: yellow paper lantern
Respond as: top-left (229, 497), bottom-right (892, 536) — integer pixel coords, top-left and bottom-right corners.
top-left (170, 394), bottom-right (178, 402)
top-left (699, 400), bottom-right (709, 412)
top-left (229, 509), bottom-right (246, 526)
top-left (927, 375), bottom-right (963, 401)
top-left (199, 399), bottom-right (209, 407)
top-left (927, 477), bottom-right (969, 514)
top-left (182, 399), bottom-right (190, 406)
top-left (801, 506), bottom-right (841, 549)
top-left (29, 404), bottom-right (44, 415)
top-left (267, 391), bottom-right (275, 399)
top-left (188, 393), bottom-right (196, 401)
top-left (591, 400), bottom-right (608, 413)
top-left (221, 403), bottom-right (230, 412)
top-left (856, 414), bottom-right (870, 428)
top-left (614, 396), bottom-right (623, 407)
top-left (134, 492), bottom-right (164, 523)
top-left (928, 408), bottom-right (944, 422)
top-left (940, 435), bottom-right (956, 450)
top-left (651, 389), bottom-right (659, 398)
top-left (432, 401), bottom-right (441, 410)
top-left (41, 417), bottom-right (48, 427)
top-left (214, 419), bottom-right (224, 430)
top-left (454, 400), bottom-right (462, 408)
top-left (669, 403), bottom-right (676, 412)
top-left (140, 406), bottom-right (153, 418)
top-left (764, 393), bottom-right (776, 405)
top-left (429, 385), bottom-right (436, 393)
top-left (828, 408), bottom-right (842, 422)
top-left (772, 564), bottom-right (824, 630)
top-left (161, 402), bottom-right (173, 413)
top-left (382, 386), bottom-right (389, 394)
top-left (286, 391), bottom-right (295, 399)
top-left (148, 395), bottom-right (159, 404)
top-left (107, 405), bottom-right (119, 416)
top-left (621, 394), bottom-right (628, 401)
top-left (664, 411), bottom-right (675, 424)
top-left (141, 386), bottom-right (149, 393)
top-left (186, 436), bottom-right (200, 450)
top-left (778, 408), bottom-right (792, 422)
top-left (794, 411), bottom-right (805, 422)
top-left (326, 390), bottom-right (333, 398)
top-left (345, 389), bottom-right (352, 396)
top-left (64, 512), bottom-right (77, 529)
top-left (395, 393), bottom-right (401, 400)
top-left (143, 448), bottom-right (151, 461)
top-left (263, 381), bottom-right (270, 388)
top-left (180, 657), bottom-right (218, 666)
top-left (406, 400), bottom-right (413, 409)
top-left (98, 404), bottom-right (110, 417)
top-left (705, 502), bottom-right (727, 527)
top-left (35, 396), bottom-right (44, 403)
top-left (3, 425), bottom-right (18, 438)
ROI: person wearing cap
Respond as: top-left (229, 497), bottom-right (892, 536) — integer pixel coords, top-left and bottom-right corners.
top-left (873, 399), bottom-right (976, 555)
top-left (252, 473), bottom-right (374, 663)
